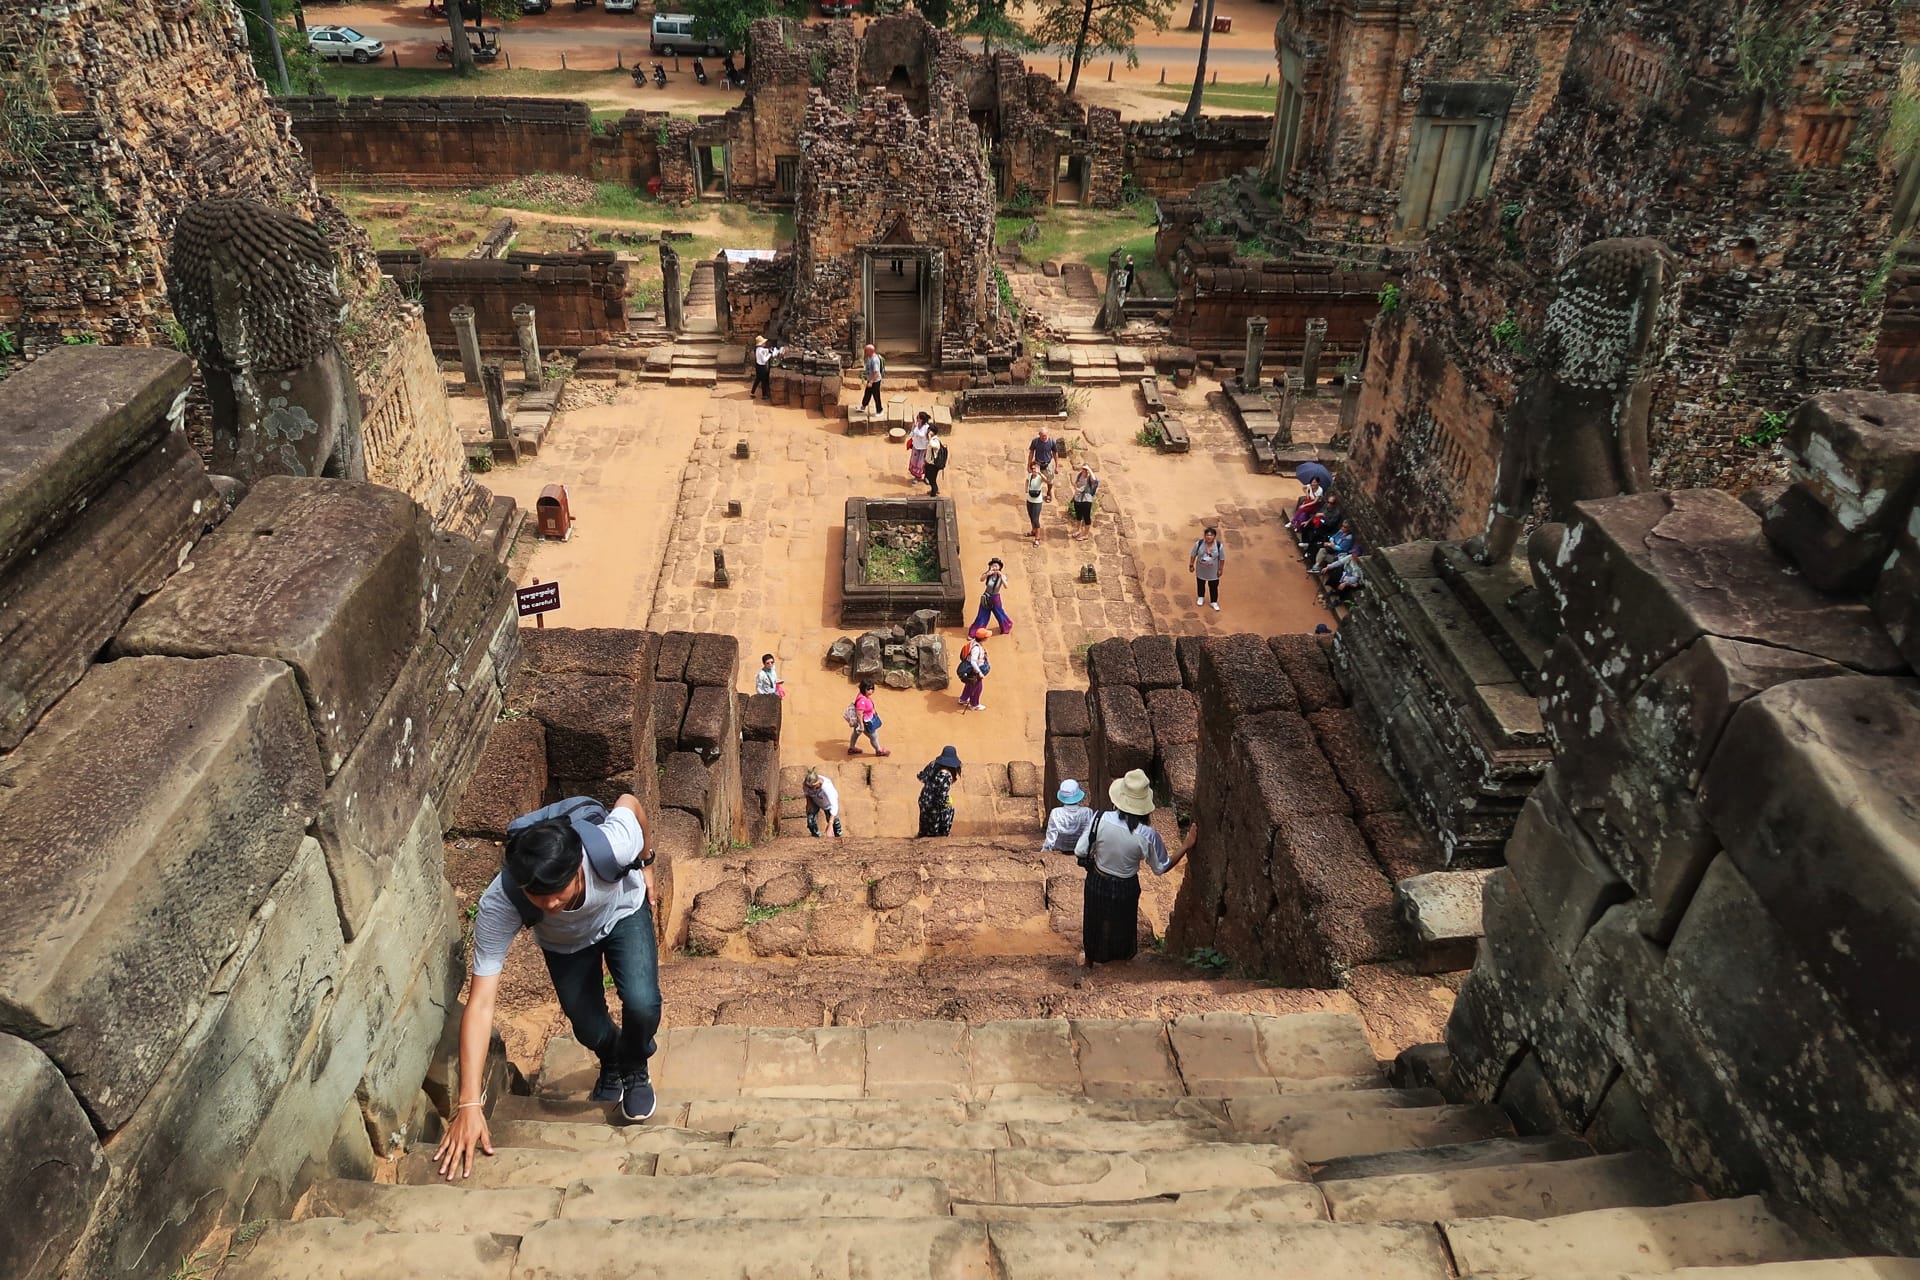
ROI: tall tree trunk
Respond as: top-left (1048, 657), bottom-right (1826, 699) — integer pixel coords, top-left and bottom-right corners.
top-left (1065, 0), bottom-right (1094, 96)
top-left (1184, 0), bottom-right (1216, 120)
top-left (444, 0), bottom-right (474, 76)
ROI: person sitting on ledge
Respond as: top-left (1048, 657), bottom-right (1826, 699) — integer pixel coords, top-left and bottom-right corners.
top-left (437, 793), bottom-right (662, 1180)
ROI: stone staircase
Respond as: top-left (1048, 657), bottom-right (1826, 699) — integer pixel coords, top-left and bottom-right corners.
top-left (220, 1011), bottom-right (1915, 1278)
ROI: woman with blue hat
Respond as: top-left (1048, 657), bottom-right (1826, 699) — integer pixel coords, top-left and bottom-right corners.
top-left (916, 745), bottom-right (963, 837)
top-left (1040, 778), bottom-right (1094, 855)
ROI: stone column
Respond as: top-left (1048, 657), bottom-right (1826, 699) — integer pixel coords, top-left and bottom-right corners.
top-left (1277, 373), bottom-right (1304, 445)
top-left (711, 253), bottom-right (731, 340)
top-left (1243, 314), bottom-right (1269, 390)
top-left (451, 305), bottom-right (483, 389)
top-left (482, 363), bottom-right (517, 463)
top-left (1300, 317), bottom-right (1327, 394)
top-left (1101, 249), bottom-right (1127, 332)
top-left (1334, 372), bottom-right (1361, 449)
top-left (512, 303), bottom-right (543, 391)
top-left (660, 243), bottom-right (684, 333)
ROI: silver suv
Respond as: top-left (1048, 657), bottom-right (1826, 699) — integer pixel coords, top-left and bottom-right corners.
top-left (307, 25), bottom-right (385, 62)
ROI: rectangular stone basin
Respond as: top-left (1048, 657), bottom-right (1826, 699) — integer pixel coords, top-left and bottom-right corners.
top-left (842, 497), bottom-right (964, 627)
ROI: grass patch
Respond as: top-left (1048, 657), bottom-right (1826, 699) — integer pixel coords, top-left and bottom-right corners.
top-left (317, 63), bottom-right (635, 101)
top-left (1143, 81), bottom-right (1277, 112)
top-left (745, 901), bottom-right (803, 926)
top-left (864, 520), bottom-right (940, 583)
top-left (994, 202), bottom-right (1171, 293)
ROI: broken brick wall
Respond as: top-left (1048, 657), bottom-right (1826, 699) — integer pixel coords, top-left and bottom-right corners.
top-left (379, 250), bottom-right (631, 353)
top-left (1125, 115), bottom-right (1274, 200)
top-left (1442, 391), bottom-right (1920, 1256)
top-left (1345, 2), bottom-right (1904, 547)
top-left (1170, 264), bottom-right (1387, 364)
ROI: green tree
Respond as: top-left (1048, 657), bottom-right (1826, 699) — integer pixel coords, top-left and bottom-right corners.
top-left (685, 0), bottom-right (808, 54)
top-left (953, 0), bottom-right (1038, 56)
top-left (1182, 0), bottom-right (1215, 119)
top-left (241, 0), bottom-right (328, 93)
top-left (1030, 0), bottom-right (1175, 97)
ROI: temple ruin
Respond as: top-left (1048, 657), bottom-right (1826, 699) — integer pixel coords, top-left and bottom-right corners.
top-left (4, 0), bottom-right (1920, 1275)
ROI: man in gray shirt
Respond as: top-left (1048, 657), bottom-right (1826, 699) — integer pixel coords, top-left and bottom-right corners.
top-left (436, 794), bottom-right (661, 1177)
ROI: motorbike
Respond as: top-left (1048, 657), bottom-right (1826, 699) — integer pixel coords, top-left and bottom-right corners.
top-left (692, 56), bottom-right (708, 86)
top-left (651, 62), bottom-right (668, 89)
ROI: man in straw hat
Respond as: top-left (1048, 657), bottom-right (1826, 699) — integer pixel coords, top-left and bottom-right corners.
top-left (751, 335), bottom-right (783, 401)
top-left (1072, 770), bottom-right (1198, 966)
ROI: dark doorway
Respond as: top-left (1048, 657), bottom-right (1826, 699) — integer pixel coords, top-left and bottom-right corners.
top-left (869, 254), bottom-right (924, 354)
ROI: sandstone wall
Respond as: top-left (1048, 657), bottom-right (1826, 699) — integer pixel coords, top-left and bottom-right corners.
top-left (1124, 116), bottom-right (1273, 200)
top-left (1170, 265), bottom-right (1386, 363)
top-left (0, 348), bottom-right (519, 1280)
top-left (379, 251), bottom-right (631, 354)
top-left (1440, 392), bottom-right (1920, 1255)
top-left (361, 306), bottom-right (490, 538)
top-left (1344, 2), bottom-right (1903, 545)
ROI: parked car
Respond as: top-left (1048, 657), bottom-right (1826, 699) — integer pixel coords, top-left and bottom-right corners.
top-left (605, 0), bottom-right (637, 11)
top-left (307, 25), bottom-right (385, 62)
top-left (650, 12), bottom-right (728, 55)
top-left (519, 0), bottom-right (551, 13)
top-left (820, 0), bottom-right (854, 15)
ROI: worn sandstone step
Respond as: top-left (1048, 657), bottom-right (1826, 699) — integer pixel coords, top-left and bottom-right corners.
top-left (485, 1120), bottom-right (729, 1151)
top-left (1223, 1098), bottom-right (1514, 1162)
top-left (225, 1220), bottom-right (515, 1280)
top-left (298, 1181), bottom-right (559, 1234)
top-left (987, 1219), bottom-right (1453, 1280)
top-left (1322, 1152), bottom-right (1694, 1224)
top-left (512, 1217), bottom-right (992, 1280)
top-left (1441, 1196), bottom-right (1815, 1276)
top-left (951, 1183), bottom-right (1328, 1224)
top-left (1497, 1264), bottom-right (1920, 1280)
top-left (1313, 1134), bottom-right (1593, 1182)
top-left (397, 1146), bottom-right (651, 1188)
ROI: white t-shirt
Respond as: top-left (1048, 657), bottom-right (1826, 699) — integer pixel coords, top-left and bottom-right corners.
top-left (1074, 811), bottom-right (1172, 879)
top-left (910, 421), bottom-right (931, 450)
top-left (804, 777), bottom-right (840, 816)
top-left (470, 807), bottom-right (647, 975)
top-left (1042, 804), bottom-right (1095, 852)
top-left (755, 666), bottom-right (781, 694)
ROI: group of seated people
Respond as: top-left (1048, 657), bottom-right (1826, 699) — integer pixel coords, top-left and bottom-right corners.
top-left (1289, 467), bottom-right (1365, 608)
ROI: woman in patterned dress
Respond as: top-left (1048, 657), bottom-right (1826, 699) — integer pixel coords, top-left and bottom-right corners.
top-left (916, 745), bottom-right (963, 837)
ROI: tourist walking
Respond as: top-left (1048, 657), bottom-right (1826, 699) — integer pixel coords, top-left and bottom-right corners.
top-left (908, 411), bottom-right (932, 484)
top-left (1072, 771), bottom-right (1197, 967)
top-left (1040, 778), bottom-right (1095, 853)
top-left (845, 680), bottom-right (889, 756)
top-left (916, 745), bottom-right (963, 837)
top-left (1069, 462), bottom-right (1098, 541)
top-left (1190, 526), bottom-right (1225, 611)
top-left (860, 343), bottom-right (885, 418)
top-left (1028, 426), bottom-right (1059, 501)
top-left (751, 336), bottom-right (782, 401)
top-left (1024, 462), bottom-right (1046, 544)
top-left (1116, 253), bottom-right (1135, 301)
top-left (923, 429), bottom-right (948, 497)
top-left (755, 653), bottom-right (786, 698)
top-left (957, 628), bottom-right (990, 711)
top-left (803, 768), bottom-right (843, 838)
top-left (437, 790), bottom-right (664, 1178)
top-left (970, 557), bottom-right (1012, 634)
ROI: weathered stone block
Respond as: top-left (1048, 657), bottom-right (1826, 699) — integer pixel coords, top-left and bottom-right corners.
top-left (1278, 813), bottom-right (1399, 975)
top-left (1629, 634), bottom-right (1849, 786)
top-left (0, 655), bottom-right (322, 1131)
top-left (684, 631), bottom-right (739, 687)
top-left (1395, 867), bottom-right (1498, 974)
top-left (740, 739), bottom-right (780, 843)
top-left (649, 809), bottom-right (700, 951)
top-left (1159, 741), bottom-right (1198, 811)
top-left (915, 637), bottom-right (951, 691)
top-left (60, 839), bottom-right (345, 1278)
top-left (115, 476), bottom-right (434, 773)
top-left (1045, 689), bottom-right (1091, 738)
top-left (1306, 707), bottom-right (1402, 816)
top-left (0, 346), bottom-right (190, 578)
top-left (679, 684), bottom-right (733, 761)
top-left (1044, 736), bottom-right (1091, 818)
top-left (1761, 391), bottom-right (1920, 592)
top-left (1540, 490), bottom-right (1904, 700)
top-left (1086, 636), bottom-right (1140, 688)
top-left (1174, 635), bottom-right (1208, 690)
top-left (1129, 635), bottom-right (1181, 690)
top-left (1356, 810), bottom-right (1440, 882)
top-left (1196, 635), bottom-right (1299, 751)
top-left (853, 632), bottom-right (883, 678)
top-left (655, 630), bottom-right (695, 683)
top-left (1090, 683), bottom-right (1154, 788)
top-left (1700, 674), bottom-right (1920, 1080)
top-left (520, 627), bottom-right (659, 681)
top-left (1873, 504), bottom-right (1920, 673)
top-left (739, 691), bottom-right (782, 743)
top-left (1229, 711), bottom-right (1350, 826)
top-left (660, 751), bottom-right (712, 823)
top-left (654, 681), bottom-right (689, 759)
top-left (510, 670), bottom-right (644, 780)
top-left (0, 432), bottom-right (217, 751)
top-left (0, 1035), bottom-right (106, 1280)
top-left (1144, 686), bottom-right (1199, 751)
top-left (1268, 633), bottom-right (1345, 712)
top-left (1667, 855), bottom-right (1920, 1251)
top-left (451, 717), bottom-right (548, 839)
top-left (1502, 774), bottom-right (1630, 960)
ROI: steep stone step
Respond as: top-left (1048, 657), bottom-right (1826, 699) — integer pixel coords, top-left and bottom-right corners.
top-left (486, 1120), bottom-right (729, 1151)
top-left (1223, 1098), bottom-right (1514, 1162)
top-left (1322, 1151), bottom-right (1694, 1223)
top-left (225, 1220), bottom-right (516, 1280)
top-left (951, 1183), bottom-right (1328, 1224)
top-left (1519, 1265), bottom-right (1920, 1280)
top-left (1312, 1134), bottom-right (1593, 1182)
top-left (987, 1219), bottom-right (1452, 1280)
top-left (724, 1116), bottom-right (1222, 1152)
top-left (653, 1146), bottom-right (996, 1199)
top-left (1440, 1196), bottom-right (1816, 1276)
top-left (513, 1217), bottom-right (993, 1280)
top-left (299, 1181), bottom-right (559, 1234)
top-left (397, 1146), bottom-right (649, 1188)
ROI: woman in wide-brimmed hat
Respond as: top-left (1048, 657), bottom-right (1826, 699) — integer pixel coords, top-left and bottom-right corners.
top-left (1072, 769), bottom-right (1198, 965)
top-left (916, 745), bottom-right (964, 837)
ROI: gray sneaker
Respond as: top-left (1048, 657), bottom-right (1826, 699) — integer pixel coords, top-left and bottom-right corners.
top-left (620, 1067), bottom-right (657, 1122)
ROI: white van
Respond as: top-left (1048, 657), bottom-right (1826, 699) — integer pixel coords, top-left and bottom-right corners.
top-left (650, 12), bottom-right (728, 55)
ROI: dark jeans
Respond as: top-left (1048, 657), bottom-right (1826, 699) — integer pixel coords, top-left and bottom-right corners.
top-left (751, 363), bottom-right (772, 399)
top-left (544, 901), bottom-right (662, 1073)
top-left (861, 380), bottom-right (884, 412)
top-left (1197, 577), bottom-right (1219, 603)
